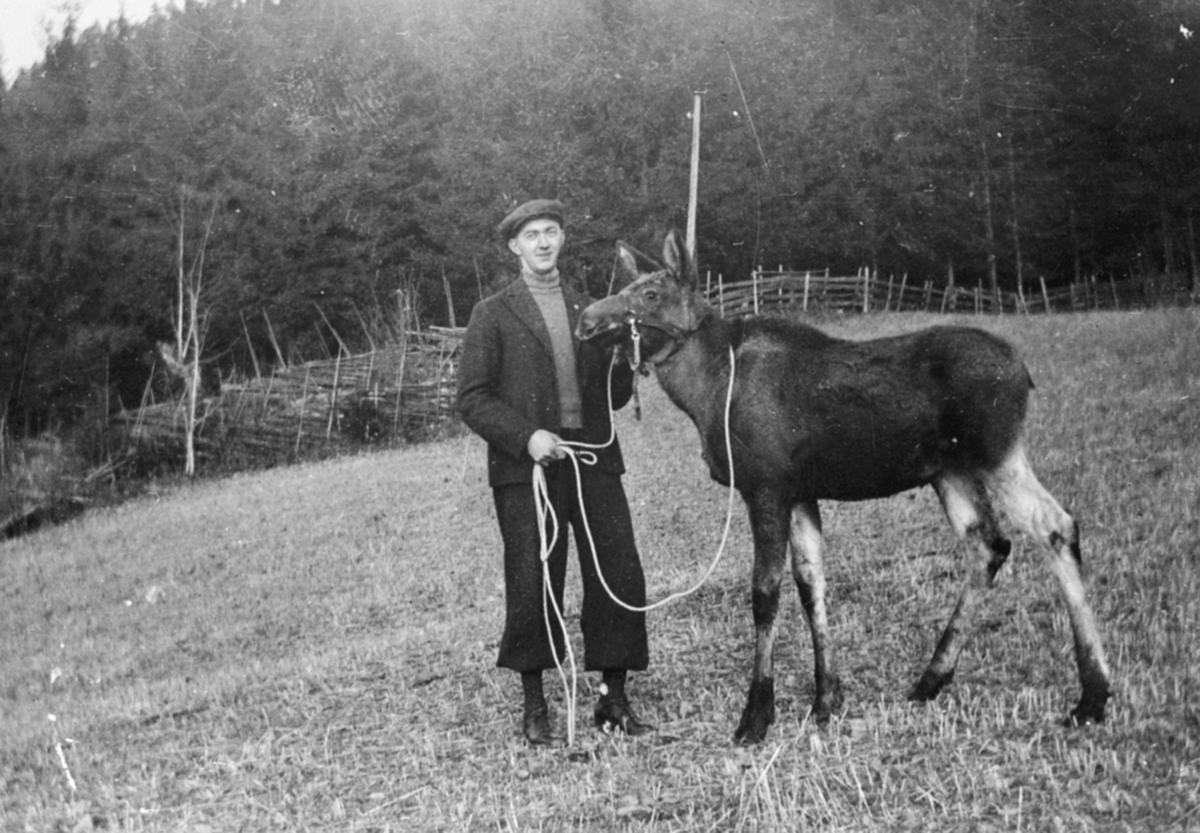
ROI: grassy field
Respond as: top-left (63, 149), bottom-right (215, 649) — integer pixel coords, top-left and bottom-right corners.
top-left (2, 309), bottom-right (1198, 832)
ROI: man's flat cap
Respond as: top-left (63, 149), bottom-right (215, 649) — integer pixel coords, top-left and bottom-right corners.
top-left (497, 199), bottom-right (565, 240)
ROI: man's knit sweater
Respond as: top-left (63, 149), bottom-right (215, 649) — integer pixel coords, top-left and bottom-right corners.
top-left (523, 271), bottom-right (583, 429)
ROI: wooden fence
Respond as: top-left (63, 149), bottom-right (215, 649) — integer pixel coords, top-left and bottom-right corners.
top-left (114, 326), bottom-right (464, 468)
top-left (112, 266), bottom-right (1192, 472)
top-left (706, 268), bottom-right (1195, 317)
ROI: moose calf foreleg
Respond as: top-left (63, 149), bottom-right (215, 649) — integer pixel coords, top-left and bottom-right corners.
top-left (790, 502), bottom-right (843, 722)
top-left (911, 474), bottom-right (1011, 703)
top-left (735, 492), bottom-right (791, 744)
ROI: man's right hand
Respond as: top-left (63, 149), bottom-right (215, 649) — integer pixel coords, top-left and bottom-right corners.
top-left (527, 429), bottom-right (566, 466)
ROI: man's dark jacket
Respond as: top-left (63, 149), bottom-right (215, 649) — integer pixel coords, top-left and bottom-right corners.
top-left (457, 276), bottom-right (635, 487)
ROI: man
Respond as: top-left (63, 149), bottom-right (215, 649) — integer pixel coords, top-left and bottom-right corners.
top-left (457, 198), bottom-right (653, 745)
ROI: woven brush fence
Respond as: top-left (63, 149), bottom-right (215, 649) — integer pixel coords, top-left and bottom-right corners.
top-left (114, 327), bottom-right (463, 469)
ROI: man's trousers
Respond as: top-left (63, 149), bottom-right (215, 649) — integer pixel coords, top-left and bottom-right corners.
top-left (492, 463), bottom-right (648, 674)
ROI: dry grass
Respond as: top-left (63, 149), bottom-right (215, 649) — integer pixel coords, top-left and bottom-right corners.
top-left (2, 309), bottom-right (1198, 831)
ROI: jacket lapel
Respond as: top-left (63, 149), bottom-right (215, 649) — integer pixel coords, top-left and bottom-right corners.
top-left (501, 278), bottom-right (553, 357)
top-left (501, 278), bottom-right (590, 357)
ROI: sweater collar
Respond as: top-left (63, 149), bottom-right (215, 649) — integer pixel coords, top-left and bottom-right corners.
top-left (522, 269), bottom-right (561, 290)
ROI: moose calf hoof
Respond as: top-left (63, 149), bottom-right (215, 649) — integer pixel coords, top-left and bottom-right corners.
top-left (1064, 689), bottom-right (1110, 728)
top-left (808, 705), bottom-right (835, 727)
top-left (734, 714), bottom-right (771, 745)
top-left (734, 677), bottom-right (775, 745)
top-left (810, 680), bottom-right (845, 725)
top-left (908, 669), bottom-right (953, 703)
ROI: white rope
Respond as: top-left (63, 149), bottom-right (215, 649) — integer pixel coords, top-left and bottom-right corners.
top-left (533, 465), bottom-right (581, 746)
top-left (532, 343), bottom-right (738, 744)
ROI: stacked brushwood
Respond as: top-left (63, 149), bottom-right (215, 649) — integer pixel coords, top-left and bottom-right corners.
top-left (113, 327), bottom-right (463, 472)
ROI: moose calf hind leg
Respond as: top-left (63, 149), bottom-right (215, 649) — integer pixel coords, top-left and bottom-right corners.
top-left (991, 448), bottom-right (1112, 725)
top-left (910, 474), bottom-right (1007, 704)
top-left (1053, 522), bottom-right (1113, 726)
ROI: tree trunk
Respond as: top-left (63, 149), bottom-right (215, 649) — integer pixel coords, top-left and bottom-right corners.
top-left (1186, 213), bottom-right (1198, 294)
top-left (1160, 194), bottom-right (1175, 280)
top-left (1005, 132), bottom-right (1023, 309)
top-left (173, 187), bottom-right (220, 477)
top-left (1068, 199), bottom-right (1083, 284)
top-left (978, 147), bottom-right (1000, 301)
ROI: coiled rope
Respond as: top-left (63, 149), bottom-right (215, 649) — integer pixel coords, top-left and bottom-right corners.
top-left (532, 337), bottom-right (738, 745)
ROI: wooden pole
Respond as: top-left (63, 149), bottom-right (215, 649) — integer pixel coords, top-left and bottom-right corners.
top-left (686, 92), bottom-right (702, 259)
top-left (263, 309), bottom-right (287, 368)
top-left (294, 367), bottom-right (310, 457)
top-left (441, 266), bottom-right (457, 330)
top-left (1040, 276), bottom-right (1051, 313)
top-left (392, 323), bottom-right (408, 439)
top-left (241, 311), bottom-right (262, 381)
top-left (326, 349), bottom-right (342, 440)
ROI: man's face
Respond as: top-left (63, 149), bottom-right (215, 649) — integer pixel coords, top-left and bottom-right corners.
top-left (508, 218), bottom-right (565, 276)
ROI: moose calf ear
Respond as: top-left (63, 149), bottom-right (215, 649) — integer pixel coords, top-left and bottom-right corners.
top-left (662, 229), bottom-right (696, 288)
top-left (615, 242), bottom-right (641, 289)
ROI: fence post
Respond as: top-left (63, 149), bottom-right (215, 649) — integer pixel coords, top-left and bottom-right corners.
top-left (441, 266), bottom-right (457, 329)
top-left (1039, 276), bottom-right (1051, 313)
top-left (803, 271), bottom-right (810, 311)
top-left (326, 349), bottom-right (343, 439)
top-left (753, 267), bottom-right (761, 315)
top-left (434, 339), bottom-right (448, 419)
top-left (1110, 274), bottom-right (1119, 310)
top-left (861, 268), bottom-right (870, 313)
top-left (295, 367), bottom-right (311, 457)
top-left (718, 273), bottom-right (725, 316)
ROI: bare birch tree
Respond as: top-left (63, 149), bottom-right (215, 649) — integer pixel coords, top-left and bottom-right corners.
top-left (160, 187), bottom-right (220, 476)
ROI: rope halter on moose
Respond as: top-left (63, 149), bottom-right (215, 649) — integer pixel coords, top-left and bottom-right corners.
top-left (531, 338), bottom-right (738, 746)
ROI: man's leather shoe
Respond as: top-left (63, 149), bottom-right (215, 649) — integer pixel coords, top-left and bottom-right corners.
top-left (523, 706), bottom-right (562, 746)
top-left (594, 693), bottom-right (655, 736)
